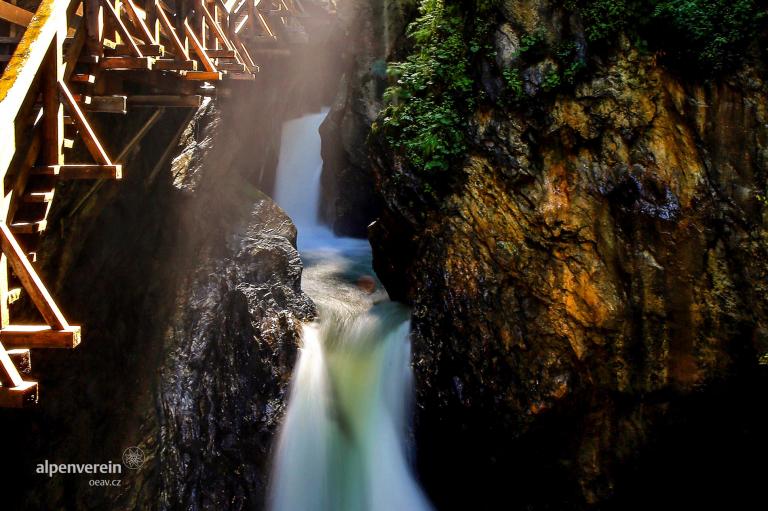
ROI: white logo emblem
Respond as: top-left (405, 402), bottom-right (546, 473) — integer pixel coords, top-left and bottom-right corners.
top-left (122, 446), bottom-right (145, 470)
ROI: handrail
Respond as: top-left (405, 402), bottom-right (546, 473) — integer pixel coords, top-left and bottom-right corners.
top-left (0, 0), bottom-right (74, 176)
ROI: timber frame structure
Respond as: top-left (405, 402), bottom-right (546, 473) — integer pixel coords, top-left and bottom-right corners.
top-left (0, 0), bottom-right (333, 407)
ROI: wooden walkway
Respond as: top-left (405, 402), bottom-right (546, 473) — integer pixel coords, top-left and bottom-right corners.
top-left (0, 0), bottom-right (331, 407)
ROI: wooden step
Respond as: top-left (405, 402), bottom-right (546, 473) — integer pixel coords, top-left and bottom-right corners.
top-left (71, 74), bottom-right (96, 84)
top-left (10, 220), bottom-right (47, 234)
top-left (22, 190), bottom-right (55, 203)
top-left (112, 43), bottom-right (164, 56)
top-left (72, 94), bottom-right (92, 105)
top-left (219, 62), bottom-right (246, 73)
top-left (6, 287), bottom-right (21, 305)
top-left (33, 164), bottom-right (122, 180)
top-left (207, 49), bottom-right (236, 59)
top-left (100, 56), bottom-right (154, 70)
top-left (226, 73), bottom-right (256, 81)
top-left (0, 36), bottom-right (21, 44)
top-left (127, 95), bottom-right (202, 108)
top-left (0, 381), bottom-right (38, 408)
top-left (183, 71), bottom-right (222, 81)
top-left (153, 59), bottom-right (197, 71)
top-left (86, 96), bottom-right (127, 114)
top-left (7, 349), bottom-right (31, 374)
top-left (0, 325), bottom-right (81, 349)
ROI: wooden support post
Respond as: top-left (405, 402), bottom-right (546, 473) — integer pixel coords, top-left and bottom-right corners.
top-left (101, 0), bottom-right (143, 56)
top-left (0, 223), bottom-right (69, 330)
top-left (85, 0), bottom-right (104, 56)
top-left (183, 18), bottom-right (217, 72)
top-left (122, 0), bottom-right (157, 47)
top-left (58, 80), bottom-right (115, 165)
top-left (155, 0), bottom-right (189, 60)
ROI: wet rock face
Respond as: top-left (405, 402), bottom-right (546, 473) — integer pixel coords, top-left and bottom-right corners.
top-left (319, 0), bottom-right (416, 236)
top-left (368, 7), bottom-right (768, 511)
top-left (159, 200), bottom-right (315, 511)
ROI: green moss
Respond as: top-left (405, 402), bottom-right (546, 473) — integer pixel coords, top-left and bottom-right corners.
top-left (373, 0), bottom-right (498, 175)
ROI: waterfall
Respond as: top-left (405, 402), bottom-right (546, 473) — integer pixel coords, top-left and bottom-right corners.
top-left (269, 111), bottom-right (433, 511)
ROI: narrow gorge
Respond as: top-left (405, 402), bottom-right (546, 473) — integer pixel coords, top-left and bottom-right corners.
top-left (0, 0), bottom-right (766, 510)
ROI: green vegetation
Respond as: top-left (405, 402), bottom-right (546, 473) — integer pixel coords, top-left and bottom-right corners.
top-left (564, 0), bottom-right (766, 72)
top-left (373, 0), bottom-right (496, 175)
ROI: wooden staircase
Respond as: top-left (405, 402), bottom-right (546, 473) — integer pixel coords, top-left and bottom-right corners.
top-left (0, 0), bottom-right (330, 407)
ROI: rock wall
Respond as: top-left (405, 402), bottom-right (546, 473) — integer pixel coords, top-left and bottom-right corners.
top-left (360, 1), bottom-right (768, 509)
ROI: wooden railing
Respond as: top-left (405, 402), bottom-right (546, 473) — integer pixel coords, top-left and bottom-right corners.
top-left (0, 0), bottom-right (328, 407)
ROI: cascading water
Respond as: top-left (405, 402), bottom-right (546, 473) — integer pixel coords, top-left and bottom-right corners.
top-left (269, 110), bottom-right (433, 511)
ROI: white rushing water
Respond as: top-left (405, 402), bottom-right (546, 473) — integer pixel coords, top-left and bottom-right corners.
top-left (270, 110), bottom-right (433, 511)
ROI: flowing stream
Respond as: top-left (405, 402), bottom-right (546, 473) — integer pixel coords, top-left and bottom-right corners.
top-left (269, 110), bottom-right (433, 511)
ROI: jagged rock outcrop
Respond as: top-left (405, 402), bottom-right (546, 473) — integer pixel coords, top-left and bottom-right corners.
top-left (362, 1), bottom-right (768, 509)
top-left (319, 0), bottom-right (416, 235)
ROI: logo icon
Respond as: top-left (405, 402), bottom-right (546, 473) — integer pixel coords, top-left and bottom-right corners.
top-left (122, 446), bottom-right (145, 470)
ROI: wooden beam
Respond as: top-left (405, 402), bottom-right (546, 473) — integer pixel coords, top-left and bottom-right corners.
top-left (10, 220), bottom-right (47, 234)
top-left (71, 74), bottom-right (96, 83)
top-left (0, 223), bottom-right (69, 330)
top-left (127, 94), bottom-right (201, 107)
top-left (155, 0), bottom-right (189, 60)
top-left (206, 48), bottom-right (235, 58)
top-left (0, 325), bottom-right (81, 349)
top-left (0, 380), bottom-right (38, 407)
top-left (113, 42), bottom-right (163, 56)
top-left (153, 58), bottom-right (197, 70)
top-left (101, 0), bottom-right (143, 57)
top-left (86, 95), bottom-right (127, 113)
top-left (183, 70), bottom-right (221, 81)
top-left (0, 340), bottom-right (23, 387)
top-left (34, 164), bottom-right (122, 179)
top-left (99, 55), bottom-right (154, 69)
top-left (58, 80), bottom-right (114, 165)
top-left (183, 18), bottom-right (217, 72)
top-left (122, 0), bottom-right (157, 48)
top-left (0, 0), bottom-right (33, 28)
top-left (22, 190), bottom-right (55, 203)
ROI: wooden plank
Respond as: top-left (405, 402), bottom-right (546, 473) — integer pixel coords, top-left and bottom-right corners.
top-left (99, 55), bottom-right (154, 69)
top-left (127, 94), bottom-right (201, 107)
top-left (113, 42), bottom-right (163, 55)
top-left (0, 380), bottom-right (38, 407)
top-left (58, 80), bottom-right (114, 165)
top-left (101, 0), bottom-right (143, 56)
top-left (7, 348), bottom-right (30, 374)
top-left (22, 190), bottom-right (55, 203)
top-left (71, 73), bottom-right (96, 83)
top-left (86, 95), bottom-right (127, 113)
top-left (0, 0), bottom-right (33, 28)
top-left (218, 61), bottom-right (245, 72)
top-left (0, 223), bottom-right (69, 330)
top-left (183, 70), bottom-right (221, 81)
top-left (10, 220), bottom-right (47, 234)
top-left (183, 18), bottom-right (217, 72)
top-left (206, 48), bottom-right (235, 58)
top-left (34, 164), bottom-right (122, 179)
top-left (0, 325), bottom-right (81, 349)
top-left (152, 58), bottom-right (196, 71)
top-left (225, 72), bottom-right (255, 81)
top-left (155, 0), bottom-right (188, 60)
